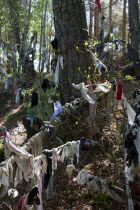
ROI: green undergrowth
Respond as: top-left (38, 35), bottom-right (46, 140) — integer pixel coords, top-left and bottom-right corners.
top-left (84, 192), bottom-right (118, 209)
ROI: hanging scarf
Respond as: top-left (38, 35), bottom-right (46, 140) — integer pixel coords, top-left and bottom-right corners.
top-left (116, 78), bottom-right (124, 101)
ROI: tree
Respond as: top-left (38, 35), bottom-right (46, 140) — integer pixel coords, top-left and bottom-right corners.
top-left (94, 6), bottom-right (99, 41)
top-left (122, 0), bottom-right (127, 49)
top-left (89, 0), bottom-right (94, 41)
top-left (52, 0), bottom-right (95, 103)
top-left (128, 0), bottom-right (140, 76)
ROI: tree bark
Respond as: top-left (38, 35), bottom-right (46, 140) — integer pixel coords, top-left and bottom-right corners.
top-left (128, 0), bottom-right (140, 75)
top-left (52, 0), bottom-right (95, 103)
top-left (89, 0), bottom-right (94, 41)
top-left (122, 0), bottom-right (127, 50)
top-left (94, 6), bottom-right (99, 40)
top-left (109, 0), bottom-right (113, 41)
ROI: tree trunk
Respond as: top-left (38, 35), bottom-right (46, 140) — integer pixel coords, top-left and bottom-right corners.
top-left (128, 0), bottom-right (140, 75)
top-left (109, 0), bottom-right (113, 41)
top-left (94, 6), bottom-right (99, 40)
top-left (122, 0), bottom-right (127, 49)
top-left (89, 0), bottom-right (94, 41)
top-left (41, 0), bottom-right (48, 72)
top-left (52, 0), bottom-right (95, 103)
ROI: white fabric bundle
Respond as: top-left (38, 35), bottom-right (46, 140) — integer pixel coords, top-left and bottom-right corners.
top-left (76, 169), bottom-right (93, 185)
top-left (72, 82), bottom-right (95, 104)
top-left (124, 101), bottom-right (136, 125)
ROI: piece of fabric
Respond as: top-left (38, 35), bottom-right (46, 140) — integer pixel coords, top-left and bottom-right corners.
top-left (14, 156), bottom-right (34, 186)
top-left (31, 91), bottom-right (38, 107)
top-left (95, 0), bottom-right (102, 12)
top-left (52, 148), bottom-right (62, 175)
top-left (4, 132), bottom-right (32, 158)
top-left (125, 132), bottom-right (138, 167)
top-left (27, 187), bottom-right (40, 205)
top-left (124, 101), bottom-right (136, 125)
top-left (133, 89), bottom-right (140, 100)
top-left (4, 78), bottom-right (9, 90)
top-left (54, 55), bottom-right (60, 88)
top-left (34, 156), bottom-right (44, 210)
top-left (76, 169), bottom-right (93, 185)
top-left (0, 159), bottom-right (13, 189)
top-left (8, 188), bottom-right (19, 198)
top-left (98, 14), bottom-right (105, 28)
top-left (95, 61), bottom-right (108, 74)
top-left (135, 127), bottom-right (140, 163)
top-left (42, 78), bottom-right (51, 91)
top-left (43, 156), bottom-right (52, 189)
top-left (97, 81), bottom-right (111, 93)
top-left (23, 133), bottom-right (42, 157)
top-left (87, 177), bottom-right (125, 203)
top-left (87, 79), bottom-right (96, 119)
top-left (66, 165), bottom-right (75, 177)
top-left (51, 101), bottom-right (63, 119)
top-left (103, 43), bottom-right (113, 53)
top-left (116, 78), bottom-right (124, 101)
top-left (72, 82), bottom-right (95, 104)
top-left (46, 175), bottom-right (54, 199)
top-left (15, 88), bottom-right (22, 105)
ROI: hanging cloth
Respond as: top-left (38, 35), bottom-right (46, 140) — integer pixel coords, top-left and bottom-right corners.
top-left (95, 0), bottom-right (102, 12)
top-left (124, 101), bottom-right (136, 125)
top-left (116, 78), bottom-right (124, 101)
top-left (72, 82), bottom-right (95, 104)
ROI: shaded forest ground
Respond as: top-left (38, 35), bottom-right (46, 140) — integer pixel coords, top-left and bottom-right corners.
top-left (0, 75), bottom-right (139, 210)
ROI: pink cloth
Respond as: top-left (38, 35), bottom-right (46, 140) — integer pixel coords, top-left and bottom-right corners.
top-left (19, 197), bottom-right (26, 210)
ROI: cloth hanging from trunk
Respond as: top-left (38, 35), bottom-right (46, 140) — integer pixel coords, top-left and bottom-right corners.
top-left (116, 78), bottom-right (124, 101)
top-left (124, 101), bottom-right (136, 125)
top-left (95, 0), bottom-right (102, 12)
top-left (72, 82), bottom-right (95, 104)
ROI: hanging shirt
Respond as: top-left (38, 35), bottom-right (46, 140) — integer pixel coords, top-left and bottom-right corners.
top-left (116, 78), bottom-right (124, 101)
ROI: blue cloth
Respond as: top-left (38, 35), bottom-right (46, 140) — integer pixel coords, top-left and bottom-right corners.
top-left (51, 101), bottom-right (63, 119)
top-left (29, 114), bottom-right (34, 120)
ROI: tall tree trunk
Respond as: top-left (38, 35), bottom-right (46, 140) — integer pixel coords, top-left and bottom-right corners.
top-left (23, 0), bottom-right (28, 55)
top-left (53, 0), bottom-right (95, 103)
top-left (128, 0), bottom-right (140, 75)
top-left (94, 6), bottom-right (99, 40)
top-left (89, 0), bottom-right (94, 41)
top-left (109, 0), bottom-right (113, 41)
top-left (122, 0), bottom-right (127, 50)
top-left (41, 0), bottom-right (48, 72)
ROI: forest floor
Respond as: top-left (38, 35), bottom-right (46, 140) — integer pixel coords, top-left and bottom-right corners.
top-left (0, 76), bottom-right (139, 210)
